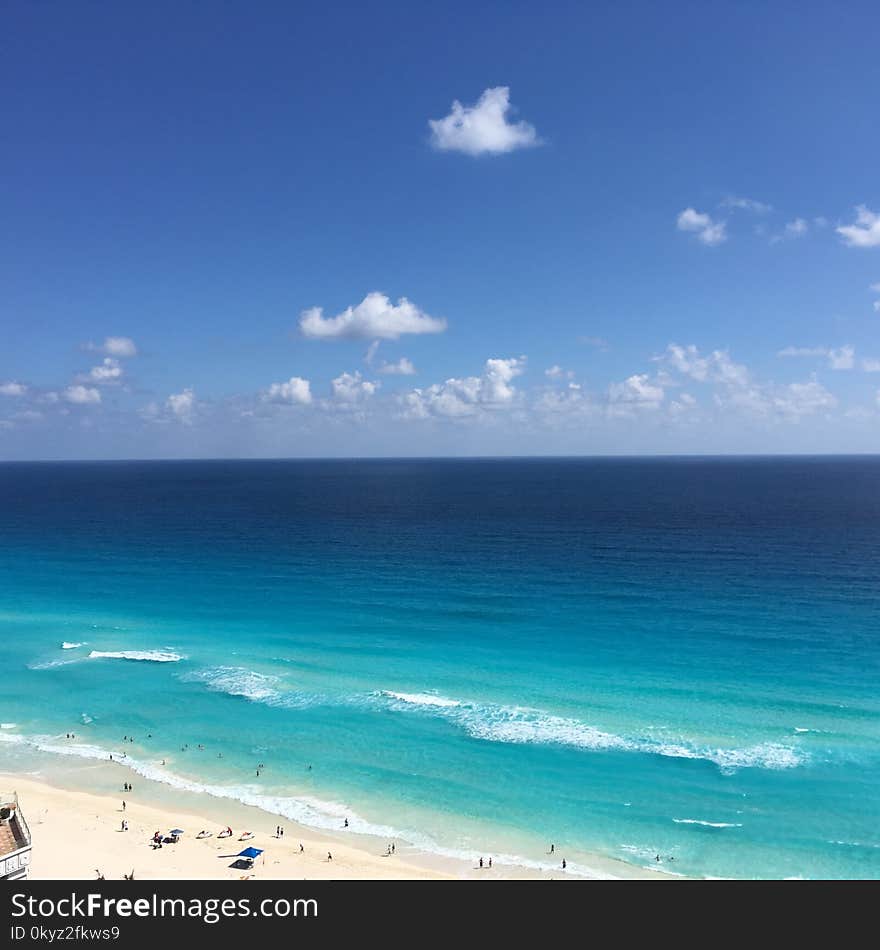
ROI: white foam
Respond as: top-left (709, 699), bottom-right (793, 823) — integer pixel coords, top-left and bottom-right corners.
top-left (62, 641), bottom-right (86, 650)
top-left (1, 723), bottom-right (16, 729)
top-left (88, 650), bottom-right (183, 663)
top-left (180, 667), bottom-right (314, 709)
top-left (381, 691), bottom-right (462, 709)
top-left (0, 730), bottom-right (616, 879)
top-left (377, 690), bottom-right (805, 772)
top-left (80, 713), bottom-right (94, 724)
top-left (673, 818), bottom-right (743, 828)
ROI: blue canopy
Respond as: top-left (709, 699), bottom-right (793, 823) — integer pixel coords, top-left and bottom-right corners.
top-left (169, 829), bottom-right (185, 836)
top-left (238, 847), bottom-right (263, 859)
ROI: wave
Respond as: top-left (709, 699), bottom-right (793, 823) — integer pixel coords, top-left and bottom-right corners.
top-left (0, 730), bottom-right (616, 879)
top-left (81, 713), bottom-right (94, 724)
top-left (1, 723), bottom-right (16, 729)
top-left (27, 657), bottom-right (81, 670)
top-left (88, 650), bottom-right (183, 663)
top-left (381, 691), bottom-right (462, 709)
top-left (62, 641), bottom-right (86, 650)
top-left (178, 667), bottom-right (315, 709)
top-left (376, 690), bottom-right (805, 773)
top-left (673, 819), bottom-right (743, 828)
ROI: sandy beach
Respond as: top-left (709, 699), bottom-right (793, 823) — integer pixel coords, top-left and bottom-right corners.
top-left (2, 765), bottom-right (667, 881)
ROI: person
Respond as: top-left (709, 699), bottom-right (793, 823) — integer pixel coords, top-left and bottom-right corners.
top-left (562, 859), bottom-right (566, 870)
top-left (300, 843), bottom-right (304, 853)
top-left (122, 800), bottom-right (126, 811)
top-left (655, 854), bottom-right (660, 862)
top-left (488, 857), bottom-right (492, 868)
top-left (479, 857), bottom-right (483, 868)
top-left (550, 843), bottom-right (555, 854)
top-left (280, 826), bottom-right (284, 837)
top-left (161, 759), bottom-right (165, 765)
top-left (391, 843), bottom-right (395, 853)
top-left (344, 819), bottom-right (349, 828)
top-left (327, 852), bottom-right (332, 861)
top-left (124, 820), bottom-right (128, 831)
top-left (95, 869), bottom-right (104, 880)
top-left (121, 820), bottom-right (125, 831)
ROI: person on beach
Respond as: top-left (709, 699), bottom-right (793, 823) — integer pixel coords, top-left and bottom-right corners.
top-left (391, 843), bottom-right (395, 853)
top-left (280, 827), bottom-right (284, 837)
top-left (479, 857), bottom-right (483, 868)
top-left (122, 800), bottom-right (126, 811)
top-left (550, 844), bottom-right (555, 854)
top-left (327, 852), bottom-right (332, 861)
top-left (95, 869), bottom-right (104, 880)
top-left (488, 857), bottom-right (492, 868)
top-left (300, 843), bottom-right (304, 853)
top-left (562, 859), bottom-right (566, 870)
top-left (344, 819), bottom-right (349, 828)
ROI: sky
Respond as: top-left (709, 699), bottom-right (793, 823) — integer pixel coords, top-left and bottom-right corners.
top-left (2, 0), bottom-right (880, 459)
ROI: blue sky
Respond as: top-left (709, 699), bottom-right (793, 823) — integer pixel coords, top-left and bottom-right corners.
top-left (2, 0), bottom-right (880, 458)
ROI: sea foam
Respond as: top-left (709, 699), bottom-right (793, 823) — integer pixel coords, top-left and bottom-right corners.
top-left (88, 650), bottom-right (183, 663)
top-left (62, 641), bottom-right (86, 650)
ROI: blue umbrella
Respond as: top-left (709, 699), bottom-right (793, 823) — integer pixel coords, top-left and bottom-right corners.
top-left (169, 829), bottom-right (185, 836)
top-left (238, 847), bottom-right (263, 859)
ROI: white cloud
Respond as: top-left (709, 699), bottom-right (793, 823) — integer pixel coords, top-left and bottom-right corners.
top-left (300, 292), bottom-right (446, 340)
top-left (545, 365), bottom-right (574, 380)
top-left (64, 385), bottom-right (101, 405)
top-left (364, 340), bottom-right (381, 365)
top-left (401, 357), bottom-right (525, 419)
top-left (86, 336), bottom-right (137, 357)
top-left (870, 282), bottom-right (880, 292)
top-left (669, 392), bottom-right (698, 416)
top-left (330, 371), bottom-right (379, 405)
top-left (874, 301), bottom-right (880, 313)
top-left (262, 376), bottom-right (312, 405)
top-left (83, 357), bottom-right (123, 385)
top-left (785, 218), bottom-right (809, 237)
top-left (661, 344), bottom-right (749, 387)
top-left (676, 208), bottom-right (727, 246)
top-left (608, 374), bottom-right (665, 412)
top-left (167, 388), bottom-right (195, 423)
top-left (378, 358), bottom-right (416, 376)
top-left (837, 206), bottom-right (880, 248)
top-left (0, 381), bottom-right (27, 396)
top-left (778, 345), bottom-right (855, 370)
top-left (721, 196), bottom-right (772, 214)
top-left (772, 380), bottom-right (837, 417)
top-left (827, 346), bottom-right (855, 370)
top-left (861, 359), bottom-right (880, 373)
top-left (428, 86), bottom-right (540, 156)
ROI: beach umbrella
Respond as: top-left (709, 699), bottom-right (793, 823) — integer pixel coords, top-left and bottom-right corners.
top-left (238, 847), bottom-right (263, 859)
top-left (169, 829), bottom-right (185, 836)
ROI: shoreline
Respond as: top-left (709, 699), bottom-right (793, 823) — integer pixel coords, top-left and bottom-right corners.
top-left (1, 760), bottom-right (671, 881)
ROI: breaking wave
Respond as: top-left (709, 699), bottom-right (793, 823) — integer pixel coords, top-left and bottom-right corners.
top-left (88, 650), bottom-right (183, 663)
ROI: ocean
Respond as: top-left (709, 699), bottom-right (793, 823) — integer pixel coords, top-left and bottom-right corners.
top-left (1, 457), bottom-right (878, 879)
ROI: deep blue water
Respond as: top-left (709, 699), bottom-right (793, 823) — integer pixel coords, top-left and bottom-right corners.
top-left (1, 457), bottom-right (879, 878)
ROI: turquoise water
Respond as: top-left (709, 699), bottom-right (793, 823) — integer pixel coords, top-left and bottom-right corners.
top-left (1, 458), bottom-right (879, 878)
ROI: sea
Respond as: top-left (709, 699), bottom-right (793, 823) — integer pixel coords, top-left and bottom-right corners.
top-left (1, 457), bottom-right (878, 879)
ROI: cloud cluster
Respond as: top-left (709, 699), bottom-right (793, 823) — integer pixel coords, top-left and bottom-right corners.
top-left (676, 207), bottom-right (727, 246)
top-left (837, 206), bottom-right (880, 248)
top-left (86, 336), bottom-right (138, 357)
top-left (429, 87), bottom-right (541, 156)
top-left (0, 381), bottom-right (27, 397)
top-left (778, 345), bottom-right (855, 370)
top-left (64, 385), bottom-right (101, 405)
top-left (401, 357), bottom-right (525, 418)
top-left (262, 376), bottom-right (312, 405)
top-left (300, 292), bottom-right (446, 340)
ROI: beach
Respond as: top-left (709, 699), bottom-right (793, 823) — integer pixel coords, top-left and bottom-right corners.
top-left (2, 766), bottom-right (664, 881)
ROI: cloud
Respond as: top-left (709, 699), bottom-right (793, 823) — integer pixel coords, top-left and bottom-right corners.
top-left (861, 359), bottom-right (880, 373)
top-left (778, 345), bottom-right (855, 370)
top-left (721, 196), bottom-right (772, 214)
top-left (669, 392), bottom-right (698, 416)
top-left (378, 358), bottom-right (416, 376)
top-left (262, 376), bottom-right (312, 405)
top-left (874, 301), bottom-right (880, 313)
top-left (870, 282), bottom-right (880, 293)
top-left (837, 206), bottom-right (880, 248)
top-left (545, 365), bottom-right (574, 379)
top-left (785, 218), bottom-right (809, 237)
top-left (300, 292), bottom-right (446, 340)
top-left (772, 380), bottom-right (837, 417)
top-left (330, 371), bottom-right (379, 406)
top-left (676, 207), bottom-right (727, 246)
top-left (167, 388), bottom-right (195, 423)
top-left (64, 385), bottom-right (101, 405)
top-left (428, 86), bottom-right (541, 156)
top-left (82, 357), bottom-right (124, 385)
top-left (607, 374), bottom-right (665, 412)
top-left (401, 357), bottom-right (525, 418)
top-left (86, 336), bottom-right (137, 357)
top-left (0, 381), bottom-right (27, 396)
top-left (661, 344), bottom-right (749, 387)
